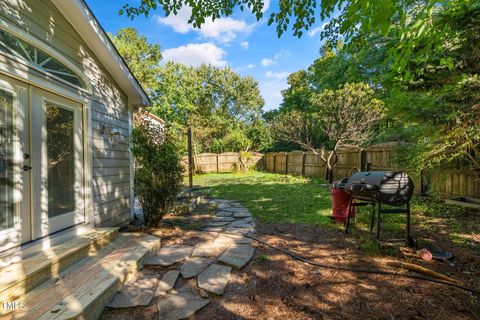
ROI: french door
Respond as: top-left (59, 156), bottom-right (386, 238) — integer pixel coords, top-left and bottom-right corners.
top-left (0, 74), bottom-right (85, 251)
top-left (0, 75), bottom-right (30, 251)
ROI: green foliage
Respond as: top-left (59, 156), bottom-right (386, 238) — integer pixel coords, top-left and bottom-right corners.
top-left (119, 0), bottom-right (451, 77)
top-left (153, 62), bottom-right (269, 153)
top-left (271, 83), bottom-right (383, 169)
top-left (271, 83), bottom-right (384, 181)
top-left (310, 83), bottom-right (384, 149)
top-left (308, 41), bottom-right (364, 92)
top-left (267, 1), bottom-right (480, 173)
top-left (280, 70), bottom-right (313, 113)
top-left (111, 27), bottom-right (270, 154)
top-left (358, 238), bottom-right (381, 256)
top-left (131, 114), bottom-right (184, 227)
top-left (110, 28), bottom-right (162, 91)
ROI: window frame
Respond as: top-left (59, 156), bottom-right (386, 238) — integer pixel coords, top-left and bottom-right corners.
top-left (0, 21), bottom-right (90, 93)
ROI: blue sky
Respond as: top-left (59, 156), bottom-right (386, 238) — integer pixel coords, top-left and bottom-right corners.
top-left (86, 1), bottom-right (328, 111)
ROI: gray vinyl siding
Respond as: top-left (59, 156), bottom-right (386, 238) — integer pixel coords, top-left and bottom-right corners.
top-left (0, 0), bottom-right (133, 226)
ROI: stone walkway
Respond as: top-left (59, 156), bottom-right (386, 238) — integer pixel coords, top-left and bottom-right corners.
top-left (105, 198), bottom-right (256, 320)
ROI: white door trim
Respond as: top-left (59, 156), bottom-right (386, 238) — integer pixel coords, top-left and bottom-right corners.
top-left (30, 86), bottom-right (86, 239)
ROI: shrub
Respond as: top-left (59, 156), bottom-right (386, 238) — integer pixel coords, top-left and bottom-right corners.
top-left (131, 112), bottom-right (184, 227)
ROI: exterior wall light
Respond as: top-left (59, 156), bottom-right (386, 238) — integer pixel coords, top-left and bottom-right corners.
top-left (109, 128), bottom-right (121, 145)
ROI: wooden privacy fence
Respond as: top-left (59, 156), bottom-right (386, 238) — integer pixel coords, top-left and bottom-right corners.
top-left (264, 143), bottom-right (480, 198)
top-left (186, 152), bottom-right (265, 173)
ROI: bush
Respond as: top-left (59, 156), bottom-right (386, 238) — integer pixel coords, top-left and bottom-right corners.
top-left (131, 113), bottom-right (184, 227)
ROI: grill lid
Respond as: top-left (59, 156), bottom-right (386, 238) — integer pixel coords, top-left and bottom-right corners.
top-left (339, 171), bottom-right (414, 206)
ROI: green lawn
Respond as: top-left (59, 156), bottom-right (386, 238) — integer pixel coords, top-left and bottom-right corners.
top-left (192, 171), bottom-right (335, 226)
top-left (192, 171), bottom-right (420, 232)
top-left (190, 171), bottom-right (479, 252)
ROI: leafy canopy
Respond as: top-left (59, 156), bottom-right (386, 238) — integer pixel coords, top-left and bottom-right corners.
top-left (110, 27), bottom-right (271, 153)
top-left (110, 28), bottom-right (162, 91)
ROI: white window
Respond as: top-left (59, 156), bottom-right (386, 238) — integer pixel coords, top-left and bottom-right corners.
top-left (0, 29), bottom-right (86, 89)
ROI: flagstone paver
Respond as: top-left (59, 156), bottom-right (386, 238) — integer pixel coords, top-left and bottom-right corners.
top-left (180, 257), bottom-right (212, 278)
top-left (212, 216), bottom-right (236, 222)
top-left (225, 226), bottom-right (255, 235)
top-left (216, 210), bottom-right (234, 217)
top-left (232, 211), bottom-right (251, 218)
top-left (214, 233), bottom-right (252, 245)
top-left (217, 244), bottom-right (255, 269)
top-left (107, 273), bottom-right (158, 308)
top-left (191, 241), bottom-right (228, 257)
top-left (197, 263), bottom-right (232, 295)
top-left (204, 221), bottom-right (231, 227)
top-left (157, 288), bottom-right (209, 320)
top-left (229, 217), bottom-right (255, 228)
top-left (145, 245), bottom-right (194, 266)
top-left (156, 270), bottom-right (180, 295)
top-left (106, 197), bottom-right (256, 319)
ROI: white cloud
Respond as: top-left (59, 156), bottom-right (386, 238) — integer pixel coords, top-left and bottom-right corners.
top-left (247, 64), bottom-right (255, 69)
top-left (308, 23), bottom-right (328, 37)
top-left (262, 0), bottom-right (270, 12)
top-left (273, 50), bottom-right (290, 60)
top-left (155, 7), bottom-right (192, 33)
top-left (156, 7), bottom-right (254, 43)
top-left (261, 50), bottom-right (290, 67)
top-left (201, 18), bottom-right (253, 43)
top-left (162, 43), bottom-right (227, 67)
top-left (241, 41), bottom-right (249, 49)
top-left (265, 71), bottom-right (290, 79)
top-left (261, 58), bottom-right (276, 67)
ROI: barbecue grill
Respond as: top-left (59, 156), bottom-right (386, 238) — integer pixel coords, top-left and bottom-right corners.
top-left (333, 171), bottom-right (416, 246)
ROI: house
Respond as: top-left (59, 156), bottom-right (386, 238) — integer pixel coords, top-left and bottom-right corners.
top-left (0, 0), bottom-right (161, 318)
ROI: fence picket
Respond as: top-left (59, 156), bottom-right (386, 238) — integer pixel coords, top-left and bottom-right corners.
top-left (185, 147), bottom-right (479, 198)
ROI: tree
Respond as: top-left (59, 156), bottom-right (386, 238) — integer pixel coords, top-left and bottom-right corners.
top-left (152, 62), bottom-right (268, 153)
top-left (308, 41), bottom-right (364, 92)
top-left (120, 0), bottom-right (435, 38)
top-left (119, 0), bottom-right (449, 76)
top-left (279, 70), bottom-right (313, 113)
top-left (272, 83), bottom-right (384, 182)
top-left (110, 28), bottom-right (162, 91)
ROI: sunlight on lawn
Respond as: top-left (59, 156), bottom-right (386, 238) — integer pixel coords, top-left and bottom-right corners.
top-left (191, 171), bottom-right (422, 233)
top-left (192, 171), bottom-right (335, 226)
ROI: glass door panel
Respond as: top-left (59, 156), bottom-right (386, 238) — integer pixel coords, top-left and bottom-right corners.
top-left (0, 89), bottom-right (15, 231)
top-left (31, 87), bottom-right (84, 239)
top-left (46, 102), bottom-right (76, 218)
top-left (0, 75), bottom-right (30, 251)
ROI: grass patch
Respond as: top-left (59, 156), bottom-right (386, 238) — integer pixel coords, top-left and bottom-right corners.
top-left (358, 237), bottom-right (381, 256)
top-left (191, 171), bottom-right (479, 249)
top-left (256, 253), bottom-right (270, 262)
top-left (192, 171), bottom-right (336, 226)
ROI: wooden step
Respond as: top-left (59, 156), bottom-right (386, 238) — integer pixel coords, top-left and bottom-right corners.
top-left (0, 228), bottom-right (119, 306)
top-left (3, 233), bottom-right (161, 320)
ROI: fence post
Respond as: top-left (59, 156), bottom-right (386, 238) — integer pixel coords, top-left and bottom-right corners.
top-left (273, 153), bottom-right (277, 173)
top-left (187, 127), bottom-right (193, 188)
top-left (359, 149), bottom-right (366, 171)
top-left (301, 152), bottom-right (306, 176)
top-left (216, 154), bottom-right (219, 173)
top-left (285, 153), bottom-right (289, 175)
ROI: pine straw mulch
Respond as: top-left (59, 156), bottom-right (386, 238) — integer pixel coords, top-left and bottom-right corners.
top-left (102, 209), bottom-right (480, 320)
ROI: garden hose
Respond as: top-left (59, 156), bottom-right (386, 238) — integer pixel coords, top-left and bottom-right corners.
top-left (162, 220), bottom-right (480, 296)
